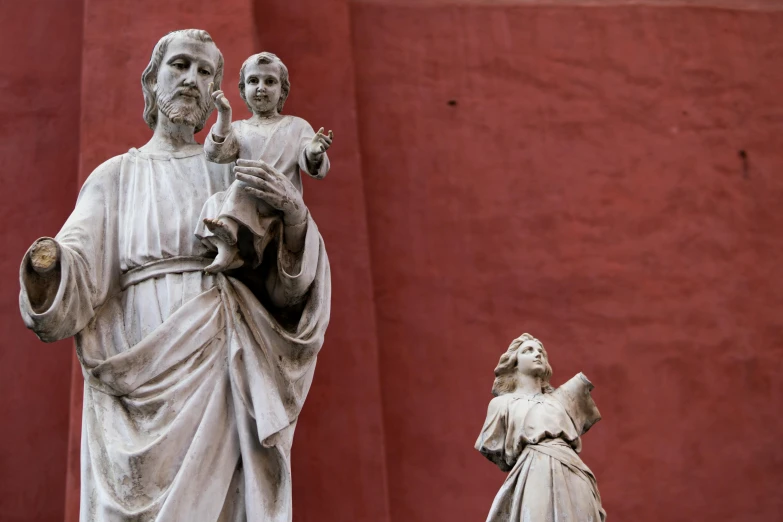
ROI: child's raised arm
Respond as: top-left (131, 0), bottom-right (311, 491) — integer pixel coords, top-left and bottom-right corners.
top-left (209, 82), bottom-right (232, 137)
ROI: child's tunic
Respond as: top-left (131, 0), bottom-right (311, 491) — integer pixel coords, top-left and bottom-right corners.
top-left (197, 116), bottom-right (329, 262)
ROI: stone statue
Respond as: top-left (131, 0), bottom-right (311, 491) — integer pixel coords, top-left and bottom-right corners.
top-left (197, 51), bottom-right (333, 273)
top-left (475, 333), bottom-right (606, 522)
top-left (18, 29), bottom-right (330, 522)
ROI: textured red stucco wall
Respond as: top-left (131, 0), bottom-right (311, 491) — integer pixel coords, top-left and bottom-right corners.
top-left (351, 4), bottom-right (783, 522)
top-left (0, 1), bottom-right (82, 521)
top-left (3, 2), bottom-right (783, 522)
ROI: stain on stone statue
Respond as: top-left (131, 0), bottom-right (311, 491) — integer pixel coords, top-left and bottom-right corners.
top-left (19, 29), bottom-right (331, 521)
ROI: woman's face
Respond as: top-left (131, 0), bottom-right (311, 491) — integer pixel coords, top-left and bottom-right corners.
top-left (516, 340), bottom-right (547, 377)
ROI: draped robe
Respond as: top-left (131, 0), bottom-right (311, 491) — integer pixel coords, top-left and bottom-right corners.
top-left (475, 374), bottom-right (606, 522)
top-left (18, 146), bottom-right (330, 521)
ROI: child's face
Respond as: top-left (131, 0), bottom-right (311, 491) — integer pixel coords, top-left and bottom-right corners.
top-left (244, 61), bottom-right (283, 115)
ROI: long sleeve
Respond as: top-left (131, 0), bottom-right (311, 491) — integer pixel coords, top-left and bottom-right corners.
top-left (264, 214), bottom-right (322, 311)
top-left (204, 123), bottom-right (240, 164)
top-left (475, 396), bottom-right (513, 472)
top-left (19, 157), bottom-right (121, 342)
top-left (296, 120), bottom-right (330, 180)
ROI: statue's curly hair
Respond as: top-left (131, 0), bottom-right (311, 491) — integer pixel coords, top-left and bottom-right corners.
top-left (238, 52), bottom-right (290, 113)
top-left (491, 333), bottom-right (554, 396)
top-left (141, 29), bottom-right (224, 133)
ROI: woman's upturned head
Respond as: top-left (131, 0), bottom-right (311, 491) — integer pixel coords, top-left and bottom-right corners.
top-left (491, 333), bottom-right (554, 396)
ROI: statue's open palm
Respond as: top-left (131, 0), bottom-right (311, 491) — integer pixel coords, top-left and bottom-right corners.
top-left (306, 128), bottom-right (333, 161)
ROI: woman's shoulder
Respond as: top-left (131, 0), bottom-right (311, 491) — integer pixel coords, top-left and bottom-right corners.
top-left (487, 394), bottom-right (515, 412)
top-left (551, 373), bottom-right (602, 435)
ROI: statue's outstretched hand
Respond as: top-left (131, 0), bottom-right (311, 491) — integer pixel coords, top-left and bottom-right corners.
top-left (305, 127), bottom-right (333, 162)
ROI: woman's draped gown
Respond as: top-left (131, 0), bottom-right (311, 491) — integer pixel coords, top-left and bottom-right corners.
top-left (475, 373), bottom-right (606, 522)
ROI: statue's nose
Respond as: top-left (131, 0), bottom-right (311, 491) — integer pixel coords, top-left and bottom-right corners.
top-left (182, 69), bottom-right (197, 86)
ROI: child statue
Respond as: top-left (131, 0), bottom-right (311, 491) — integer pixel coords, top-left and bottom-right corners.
top-left (197, 52), bottom-right (333, 272)
top-left (475, 333), bottom-right (606, 522)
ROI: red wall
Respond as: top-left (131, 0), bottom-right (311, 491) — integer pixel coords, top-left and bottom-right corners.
top-left (352, 4), bottom-right (783, 521)
top-left (0, 1), bottom-right (82, 521)
top-left (2, 2), bottom-right (783, 522)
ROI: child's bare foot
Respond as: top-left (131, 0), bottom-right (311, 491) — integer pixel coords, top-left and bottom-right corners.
top-left (204, 218), bottom-right (237, 246)
top-left (205, 243), bottom-right (244, 274)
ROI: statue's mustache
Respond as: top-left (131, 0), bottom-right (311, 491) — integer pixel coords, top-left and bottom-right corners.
top-left (176, 87), bottom-right (201, 100)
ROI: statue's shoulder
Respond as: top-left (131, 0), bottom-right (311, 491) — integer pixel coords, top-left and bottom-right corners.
top-left (286, 115), bottom-right (314, 132)
top-left (551, 373), bottom-right (601, 435)
top-left (487, 394), bottom-right (513, 413)
top-left (81, 154), bottom-right (125, 192)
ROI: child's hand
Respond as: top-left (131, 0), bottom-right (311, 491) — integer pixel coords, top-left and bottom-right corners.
top-left (209, 82), bottom-right (231, 113)
top-left (306, 128), bottom-right (334, 162)
top-left (209, 82), bottom-right (232, 137)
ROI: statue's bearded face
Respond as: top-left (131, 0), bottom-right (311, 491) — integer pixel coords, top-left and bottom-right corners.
top-left (155, 36), bottom-right (220, 128)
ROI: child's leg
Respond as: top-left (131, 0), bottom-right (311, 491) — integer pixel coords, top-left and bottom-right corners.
top-left (205, 236), bottom-right (244, 274)
top-left (204, 216), bottom-right (240, 246)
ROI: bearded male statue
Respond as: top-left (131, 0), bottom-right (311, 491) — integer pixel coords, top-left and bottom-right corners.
top-left (19, 29), bottom-right (330, 521)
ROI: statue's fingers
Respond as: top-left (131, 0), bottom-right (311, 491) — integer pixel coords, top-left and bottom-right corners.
top-left (243, 186), bottom-right (273, 202)
top-left (236, 159), bottom-right (267, 169)
top-left (328, 130), bottom-right (334, 139)
top-left (235, 170), bottom-right (273, 186)
top-left (256, 161), bottom-right (287, 180)
top-left (244, 187), bottom-right (283, 209)
top-left (208, 82), bottom-right (214, 96)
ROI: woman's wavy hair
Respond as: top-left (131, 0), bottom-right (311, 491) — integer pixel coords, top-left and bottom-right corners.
top-left (141, 29), bottom-right (224, 133)
top-left (238, 52), bottom-right (290, 113)
top-left (491, 333), bottom-right (554, 396)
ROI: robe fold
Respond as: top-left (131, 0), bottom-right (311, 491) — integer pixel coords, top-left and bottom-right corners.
top-left (19, 146), bottom-right (330, 522)
top-left (475, 374), bottom-right (606, 522)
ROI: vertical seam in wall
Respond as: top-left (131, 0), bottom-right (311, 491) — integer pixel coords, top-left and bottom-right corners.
top-left (346, 1), bottom-right (394, 521)
top-left (343, 2), bottom-right (394, 521)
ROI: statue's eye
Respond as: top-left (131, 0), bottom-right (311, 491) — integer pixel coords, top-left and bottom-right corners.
top-left (266, 78), bottom-right (277, 85)
top-left (248, 77), bottom-right (258, 84)
top-left (199, 68), bottom-right (211, 76)
top-left (172, 61), bottom-right (187, 70)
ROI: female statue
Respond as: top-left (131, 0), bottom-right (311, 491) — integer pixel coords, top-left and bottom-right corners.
top-left (475, 333), bottom-right (606, 522)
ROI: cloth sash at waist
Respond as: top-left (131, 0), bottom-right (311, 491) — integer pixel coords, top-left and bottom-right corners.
top-left (82, 284), bottom-right (224, 397)
top-left (524, 439), bottom-right (600, 491)
top-left (120, 256), bottom-right (213, 290)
